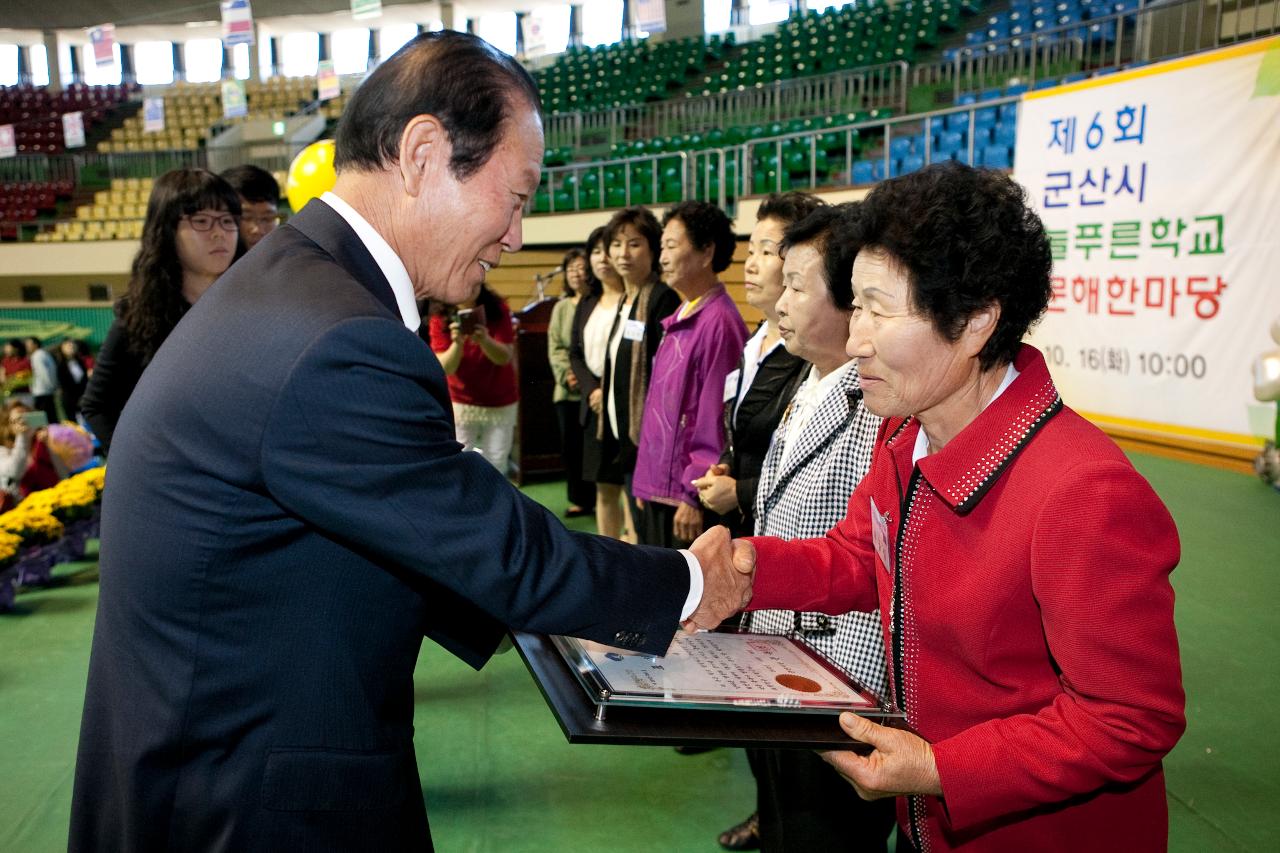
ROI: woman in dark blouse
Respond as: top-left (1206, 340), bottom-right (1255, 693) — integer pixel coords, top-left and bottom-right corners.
top-left (81, 169), bottom-right (244, 455)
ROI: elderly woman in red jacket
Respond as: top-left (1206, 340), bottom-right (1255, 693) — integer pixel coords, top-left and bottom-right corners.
top-left (738, 162), bottom-right (1184, 852)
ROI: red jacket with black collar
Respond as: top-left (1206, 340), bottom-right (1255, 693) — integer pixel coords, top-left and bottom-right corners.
top-left (747, 344), bottom-right (1184, 852)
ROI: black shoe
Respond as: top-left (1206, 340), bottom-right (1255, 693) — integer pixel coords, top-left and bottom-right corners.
top-left (673, 745), bottom-right (716, 755)
top-left (564, 505), bottom-right (593, 518)
top-left (718, 812), bottom-right (760, 851)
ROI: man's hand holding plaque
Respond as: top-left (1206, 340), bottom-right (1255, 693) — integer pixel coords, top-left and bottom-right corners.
top-left (682, 526), bottom-right (756, 633)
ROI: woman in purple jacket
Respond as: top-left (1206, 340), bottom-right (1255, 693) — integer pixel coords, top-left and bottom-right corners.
top-left (632, 201), bottom-right (748, 547)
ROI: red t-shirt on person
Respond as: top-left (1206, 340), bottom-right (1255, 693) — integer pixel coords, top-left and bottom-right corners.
top-left (427, 300), bottom-right (519, 408)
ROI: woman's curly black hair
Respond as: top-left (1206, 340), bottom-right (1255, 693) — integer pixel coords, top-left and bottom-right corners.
top-left (848, 161), bottom-right (1053, 369)
top-left (123, 169), bottom-right (243, 365)
top-left (661, 200), bottom-right (736, 273)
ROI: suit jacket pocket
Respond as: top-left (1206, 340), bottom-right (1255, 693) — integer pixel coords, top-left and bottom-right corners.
top-left (261, 747), bottom-right (409, 812)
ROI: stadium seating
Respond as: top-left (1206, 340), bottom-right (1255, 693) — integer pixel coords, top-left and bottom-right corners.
top-left (945, 0), bottom-right (1139, 63)
top-left (535, 34), bottom-right (731, 113)
top-left (31, 177), bottom-right (153, 242)
top-left (0, 180), bottom-right (74, 240)
top-left (99, 77), bottom-right (339, 154)
top-left (0, 83), bottom-right (134, 155)
top-left (690, 1), bottom-right (983, 96)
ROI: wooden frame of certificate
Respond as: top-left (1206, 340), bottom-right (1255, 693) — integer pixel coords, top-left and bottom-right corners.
top-left (513, 630), bottom-right (903, 751)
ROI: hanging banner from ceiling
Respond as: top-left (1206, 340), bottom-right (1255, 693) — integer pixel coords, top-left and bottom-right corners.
top-left (221, 79), bottom-right (248, 119)
top-left (351, 0), bottom-right (382, 21)
top-left (221, 0), bottom-right (256, 48)
top-left (522, 12), bottom-right (547, 57)
top-left (635, 0), bottom-right (668, 34)
top-left (317, 60), bottom-right (340, 101)
top-left (143, 97), bottom-right (166, 133)
top-left (88, 24), bottom-right (115, 67)
top-left (62, 111), bottom-right (86, 148)
top-left (1015, 36), bottom-right (1280, 449)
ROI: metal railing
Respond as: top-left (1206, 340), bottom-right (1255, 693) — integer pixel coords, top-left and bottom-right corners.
top-left (0, 140), bottom-right (315, 187)
top-left (204, 141), bottom-right (314, 175)
top-left (0, 156), bottom-right (80, 185)
top-left (911, 0), bottom-right (1278, 99)
top-left (543, 60), bottom-right (909, 151)
top-left (538, 150), bottom-right (735, 214)
top-left (737, 98), bottom-right (1022, 196)
top-left (533, 96), bottom-right (1024, 214)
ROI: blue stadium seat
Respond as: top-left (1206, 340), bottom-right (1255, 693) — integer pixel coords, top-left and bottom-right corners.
top-left (946, 111), bottom-right (973, 131)
top-left (1089, 21), bottom-right (1118, 44)
top-left (935, 130), bottom-right (965, 155)
top-left (956, 92), bottom-right (978, 106)
top-left (974, 107), bottom-right (998, 128)
top-left (889, 136), bottom-right (916, 158)
top-left (894, 154), bottom-right (926, 176)
top-left (852, 160), bottom-right (876, 184)
top-left (993, 122), bottom-right (1018, 147)
top-left (980, 145), bottom-right (1013, 169)
top-left (998, 102), bottom-right (1019, 121)
top-left (1004, 83), bottom-right (1029, 96)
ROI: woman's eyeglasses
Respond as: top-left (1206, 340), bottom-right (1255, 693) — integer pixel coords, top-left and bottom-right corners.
top-left (182, 213), bottom-right (240, 232)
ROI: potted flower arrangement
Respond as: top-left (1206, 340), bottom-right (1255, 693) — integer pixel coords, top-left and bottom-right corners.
top-left (0, 528), bottom-right (23, 610)
top-left (0, 466), bottom-right (104, 608)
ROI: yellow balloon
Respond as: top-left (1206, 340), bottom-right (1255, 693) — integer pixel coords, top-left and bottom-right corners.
top-left (285, 139), bottom-right (337, 213)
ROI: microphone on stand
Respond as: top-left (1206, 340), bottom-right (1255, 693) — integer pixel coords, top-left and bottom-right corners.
top-left (533, 265), bottom-right (566, 302)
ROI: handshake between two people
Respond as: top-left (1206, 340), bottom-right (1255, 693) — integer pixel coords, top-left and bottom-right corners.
top-left (681, 525), bottom-right (757, 634)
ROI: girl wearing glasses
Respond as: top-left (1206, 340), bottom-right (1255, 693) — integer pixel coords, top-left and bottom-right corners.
top-left (82, 169), bottom-right (244, 456)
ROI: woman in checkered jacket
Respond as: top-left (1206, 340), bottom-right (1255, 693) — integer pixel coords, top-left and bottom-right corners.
top-left (737, 204), bottom-right (895, 853)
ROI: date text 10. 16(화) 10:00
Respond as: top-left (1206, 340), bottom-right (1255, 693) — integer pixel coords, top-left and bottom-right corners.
top-left (1041, 345), bottom-right (1208, 380)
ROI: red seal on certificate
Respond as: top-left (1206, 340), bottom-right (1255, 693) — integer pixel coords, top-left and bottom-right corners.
top-left (775, 673), bottom-right (823, 693)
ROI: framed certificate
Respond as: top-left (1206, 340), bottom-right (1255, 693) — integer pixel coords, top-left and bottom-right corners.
top-left (513, 631), bottom-right (902, 751)
top-left (553, 631), bottom-right (896, 717)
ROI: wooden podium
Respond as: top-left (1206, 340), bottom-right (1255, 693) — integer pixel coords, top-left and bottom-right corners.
top-left (511, 298), bottom-right (563, 484)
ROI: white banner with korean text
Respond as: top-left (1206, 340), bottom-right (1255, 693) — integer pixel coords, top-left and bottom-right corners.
top-left (1015, 36), bottom-right (1280, 448)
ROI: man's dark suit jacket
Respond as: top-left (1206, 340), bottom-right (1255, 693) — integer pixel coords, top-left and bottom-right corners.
top-left (69, 201), bottom-right (690, 852)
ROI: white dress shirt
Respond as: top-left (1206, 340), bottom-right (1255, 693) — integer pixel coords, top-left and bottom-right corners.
top-left (732, 322), bottom-right (784, 424)
top-left (320, 192), bottom-right (421, 332)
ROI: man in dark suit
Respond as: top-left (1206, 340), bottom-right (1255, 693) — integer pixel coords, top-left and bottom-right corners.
top-left (69, 32), bottom-right (752, 853)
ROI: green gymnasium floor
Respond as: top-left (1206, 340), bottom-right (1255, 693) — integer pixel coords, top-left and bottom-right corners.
top-left (1, 452), bottom-right (1276, 851)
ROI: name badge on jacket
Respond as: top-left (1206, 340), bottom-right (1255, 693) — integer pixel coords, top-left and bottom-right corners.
top-left (622, 319), bottom-right (646, 342)
top-left (870, 496), bottom-right (892, 576)
top-left (723, 369), bottom-right (741, 403)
